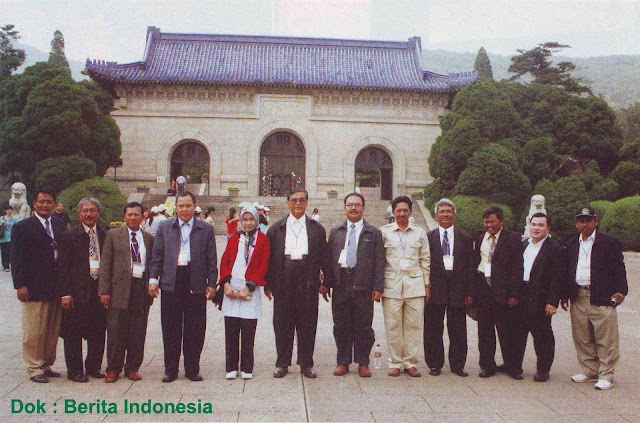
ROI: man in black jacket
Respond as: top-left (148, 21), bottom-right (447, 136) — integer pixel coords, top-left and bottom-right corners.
top-left (327, 193), bottom-right (384, 378)
top-left (424, 198), bottom-right (473, 377)
top-left (11, 190), bottom-right (64, 383)
top-left (561, 206), bottom-right (628, 390)
top-left (473, 207), bottom-right (524, 380)
top-left (514, 213), bottom-right (564, 382)
top-left (265, 188), bottom-right (332, 379)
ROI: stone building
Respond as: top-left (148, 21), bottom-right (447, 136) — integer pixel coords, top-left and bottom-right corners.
top-left (86, 26), bottom-right (475, 199)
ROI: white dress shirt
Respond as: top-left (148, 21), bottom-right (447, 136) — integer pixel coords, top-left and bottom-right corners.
top-left (438, 225), bottom-right (455, 254)
top-left (35, 213), bottom-right (55, 240)
top-left (576, 229), bottom-right (596, 286)
top-left (83, 223), bottom-right (101, 257)
top-left (343, 219), bottom-right (364, 250)
top-left (477, 229), bottom-right (502, 273)
top-left (127, 227), bottom-right (146, 266)
top-left (523, 236), bottom-right (547, 282)
top-left (285, 214), bottom-right (308, 255)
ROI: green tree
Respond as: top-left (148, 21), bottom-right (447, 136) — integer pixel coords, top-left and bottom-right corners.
top-left (0, 24), bottom-right (25, 82)
top-left (610, 161), bottom-right (640, 197)
top-left (521, 136), bottom-right (557, 186)
top-left (47, 30), bottom-right (70, 74)
top-left (616, 102), bottom-right (640, 142)
top-left (57, 177), bottom-right (127, 227)
top-left (534, 175), bottom-right (588, 242)
top-left (600, 197), bottom-right (640, 251)
top-left (449, 195), bottom-right (514, 233)
top-left (473, 47), bottom-right (494, 80)
top-left (32, 154), bottom-right (96, 194)
top-left (508, 42), bottom-right (591, 95)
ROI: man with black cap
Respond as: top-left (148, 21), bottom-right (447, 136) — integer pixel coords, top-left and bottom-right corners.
top-left (561, 206), bottom-right (628, 390)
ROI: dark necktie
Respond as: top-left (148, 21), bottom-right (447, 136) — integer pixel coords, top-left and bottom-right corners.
top-left (346, 223), bottom-right (357, 268)
top-left (131, 231), bottom-right (140, 263)
top-left (442, 230), bottom-right (450, 256)
top-left (45, 219), bottom-right (53, 239)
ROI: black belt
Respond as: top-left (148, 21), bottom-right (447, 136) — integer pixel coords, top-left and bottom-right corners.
top-left (577, 285), bottom-right (590, 290)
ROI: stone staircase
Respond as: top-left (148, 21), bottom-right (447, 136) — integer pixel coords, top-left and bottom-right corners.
top-left (143, 194), bottom-right (433, 233)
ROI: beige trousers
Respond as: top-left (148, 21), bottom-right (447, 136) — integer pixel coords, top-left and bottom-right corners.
top-left (382, 296), bottom-right (424, 369)
top-left (22, 299), bottom-right (61, 377)
top-left (570, 290), bottom-right (620, 382)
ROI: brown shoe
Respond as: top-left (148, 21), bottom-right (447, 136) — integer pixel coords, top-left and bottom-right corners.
top-left (104, 371), bottom-right (119, 383)
top-left (333, 364), bottom-right (349, 376)
top-left (126, 371), bottom-right (142, 381)
top-left (358, 365), bottom-right (372, 378)
top-left (387, 368), bottom-right (401, 377)
top-left (404, 367), bottom-right (421, 377)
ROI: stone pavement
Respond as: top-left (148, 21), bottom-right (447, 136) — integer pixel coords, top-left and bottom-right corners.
top-left (0, 235), bottom-right (638, 422)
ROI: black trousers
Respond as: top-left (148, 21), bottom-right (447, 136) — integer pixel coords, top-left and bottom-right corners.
top-left (273, 258), bottom-right (319, 369)
top-left (332, 269), bottom-right (375, 366)
top-left (106, 278), bottom-right (149, 374)
top-left (476, 280), bottom-right (521, 373)
top-left (424, 302), bottom-right (467, 371)
top-left (0, 241), bottom-right (10, 269)
top-left (513, 286), bottom-right (555, 374)
top-left (225, 317), bottom-right (258, 373)
top-left (161, 267), bottom-right (207, 377)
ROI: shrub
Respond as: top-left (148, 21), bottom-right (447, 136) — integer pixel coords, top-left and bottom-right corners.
top-left (57, 177), bottom-right (126, 227)
top-left (600, 196), bottom-right (640, 251)
top-left (590, 200), bottom-right (613, 221)
top-left (424, 180), bottom-right (454, 211)
top-left (610, 161), bottom-right (640, 197)
top-left (588, 179), bottom-right (620, 201)
top-left (450, 195), bottom-right (514, 235)
top-left (32, 154), bottom-right (96, 194)
top-left (534, 176), bottom-right (588, 243)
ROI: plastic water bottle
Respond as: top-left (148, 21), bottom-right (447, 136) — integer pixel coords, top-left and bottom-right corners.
top-left (374, 344), bottom-right (382, 369)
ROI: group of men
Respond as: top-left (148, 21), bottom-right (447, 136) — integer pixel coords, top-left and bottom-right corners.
top-left (11, 188), bottom-right (628, 391)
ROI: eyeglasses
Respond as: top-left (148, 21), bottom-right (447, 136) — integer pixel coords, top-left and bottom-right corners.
top-left (289, 198), bottom-right (307, 204)
top-left (345, 203), bottom-right (364, 209)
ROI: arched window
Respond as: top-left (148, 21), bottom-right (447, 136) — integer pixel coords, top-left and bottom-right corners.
top-left (170, 140), bottom-right (210, 183)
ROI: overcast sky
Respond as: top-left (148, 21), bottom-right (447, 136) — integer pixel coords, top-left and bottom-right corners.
top-left (2, 0), bottom-right (639, 63)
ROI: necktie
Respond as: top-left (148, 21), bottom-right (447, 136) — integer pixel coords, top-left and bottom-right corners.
top-left (89, 228), bottom-right (99, 279)
top-left (488, 235), bottom-right (496, 263)
top-left (131, 231), bottom-right (140, 263)
top-left (442, 230), bottom-right (450, 256)
top-left (45, 219), bottom-right (53, 239)
top-left (346, 223), bottom-right (357, 268)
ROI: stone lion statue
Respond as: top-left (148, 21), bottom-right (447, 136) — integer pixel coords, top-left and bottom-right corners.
top-left (523, 194), bottom-right (547, 238)
top-left (9, 182), bottom-right (31, 220)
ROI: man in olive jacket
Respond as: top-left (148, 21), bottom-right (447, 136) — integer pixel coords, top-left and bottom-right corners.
top-left (327, 193), bottom-right (384, 378)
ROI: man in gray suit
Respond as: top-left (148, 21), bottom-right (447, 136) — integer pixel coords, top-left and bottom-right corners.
top-left (149, 192), bottom-right (217, 382)
top-left (327, 193), bottom-right (384, 378)
top-left (99, 202), bottom-right (154, 383)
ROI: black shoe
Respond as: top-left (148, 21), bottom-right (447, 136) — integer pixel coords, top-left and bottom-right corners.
top-left (509, 372), bottom-right (524, 380)
top-left (453, 368), bottom-right (469, 377)
top-left (429, 368), bottom-right (441, 376)
top-left (44, 369), bottom-right (61, 378)
top-left (494, 364), bottom-right (508, 373)
top-left (186, 373), bottom-right (203, 382)
top-left (162, 374), bottom-right (177, 383)
top-left (533, 372), bottom-right (549, 382)
top-left (30, 374), bottom-right (49, 383)
top-left (301, 367), bottom-right (317, 378)
top-left (273, 367), bottom-right (288, 378)
top-left (68, 374), bottom-right (89, 383)
top-left (479, 369), bottom-right (495, 378)
top-left (87, 371), bottom-right (105, 379)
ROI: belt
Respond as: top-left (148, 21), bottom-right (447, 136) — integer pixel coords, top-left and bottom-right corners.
top-left (577, 285), bottom-right (590, 290)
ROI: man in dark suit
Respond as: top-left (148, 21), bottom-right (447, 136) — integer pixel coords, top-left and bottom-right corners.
top-left (149, 192), bottom-right (217, 382)
top-left (561, 206), bottom-right (628, 390)
top-left (99, 202), bottom-right (154, 383)
top-left (327, 192), bottom-right (384, 378)
top-left (11, 190), bottom-right (64, 383)
top-left (57, 197), bottom-right (107, 383)
top-left (424, 198), bottom-right (473, 377)
top-left (265, 188), bottom-right (332, 379)
top-left (514, 212), bottom-right (564, 382)
top-left (473, 206), bottom-right (524, 380)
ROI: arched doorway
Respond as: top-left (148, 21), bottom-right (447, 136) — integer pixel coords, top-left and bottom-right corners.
top-left (355, 147), bottom-right (393, 200)
top-left (260, 131), bottom-right (306, 197)
top-left (170, 140), bottom-right (210, 183)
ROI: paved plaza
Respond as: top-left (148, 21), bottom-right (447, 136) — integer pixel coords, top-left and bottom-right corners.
top-left (0, 235), bottom-right (638, 422)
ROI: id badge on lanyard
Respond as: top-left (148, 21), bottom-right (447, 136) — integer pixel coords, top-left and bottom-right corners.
top-left (132, 262), bottom-right (145, 279)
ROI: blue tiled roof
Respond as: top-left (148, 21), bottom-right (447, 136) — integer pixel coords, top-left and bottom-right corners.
top-left (86, 27), bottom-right (476, 93)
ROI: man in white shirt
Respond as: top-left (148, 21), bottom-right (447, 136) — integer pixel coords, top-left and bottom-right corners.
top-left (514, 213), bottom-right (564, 382)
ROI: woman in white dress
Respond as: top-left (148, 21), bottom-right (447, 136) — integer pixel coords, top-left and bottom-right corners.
top-left (219, 206), bottom-right (270, 380)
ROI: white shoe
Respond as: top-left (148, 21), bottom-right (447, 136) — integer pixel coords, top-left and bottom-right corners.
top-left (571, 373), bottom-right (597, 383)
top-left (594, 379), bottom-right (613, 390)
top-left (225, 371), bottom-right (238, 380)
top-left (241, 372), bottom-right (253, 379)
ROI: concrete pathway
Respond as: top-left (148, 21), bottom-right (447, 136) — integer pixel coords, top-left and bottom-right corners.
top-left (0, 237), bottom-right (638, 422)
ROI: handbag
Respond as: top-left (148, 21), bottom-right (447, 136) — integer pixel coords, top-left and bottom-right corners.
top-left (0, 220), bottom-right (5, 239)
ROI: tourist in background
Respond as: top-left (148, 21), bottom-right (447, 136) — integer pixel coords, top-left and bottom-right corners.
top-left (205, 206), bottom-right (215, 227)
top-left (0, 206), bottom-right (17, 271)
top-left (226, 207), bottom-right (239, 240)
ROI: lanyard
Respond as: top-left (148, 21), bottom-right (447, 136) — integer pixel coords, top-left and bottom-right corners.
top-left (180, 223), bottom-right (191, 249)
top-left (291, 221), bottom-right (304, 246)
top-left (397, 230), bottom-right (408, 257)
top-left (580, 239), bottom-right (593, 263)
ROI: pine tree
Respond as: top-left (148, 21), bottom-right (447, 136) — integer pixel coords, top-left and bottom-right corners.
top-left (473, 47), bottom-right (493, 80)
top-left (48, 30), bottom-right (70, 73)
top-left (0, 24), bottom-right (26, 81)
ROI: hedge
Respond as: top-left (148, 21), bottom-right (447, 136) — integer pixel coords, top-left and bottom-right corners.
top-left (599, 196), bottom-right (640, 251)
top-left (449, 195), bottom-right (515, 236)
top-left (57, 177), bottom-right (127, 228)
top-left (589, 200), bottom-right (613, 222)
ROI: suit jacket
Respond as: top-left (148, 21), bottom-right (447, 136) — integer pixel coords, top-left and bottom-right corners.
top-left (428, 227), bottom-right (473, 307)
top-left (521, 237), bottom-right (565, 309)
top-left (149, 216), bottom-right (218, 293)
top-left (473, 228), bottom-right (524, 304)
top-left (11, 214), bottom-right (64, 301)
top-left (57, 224), bottom-right (107, 304)
top-left (98, 226), bottom-right (155, 310)
top-left (264, 214), bottom-right (332, 296)
top-left (219, 231), bottom-right (270, 286)
top-left (327, 219), bottom-right (385, 293)
top-left (566, 231), bottom-right (628, 306)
